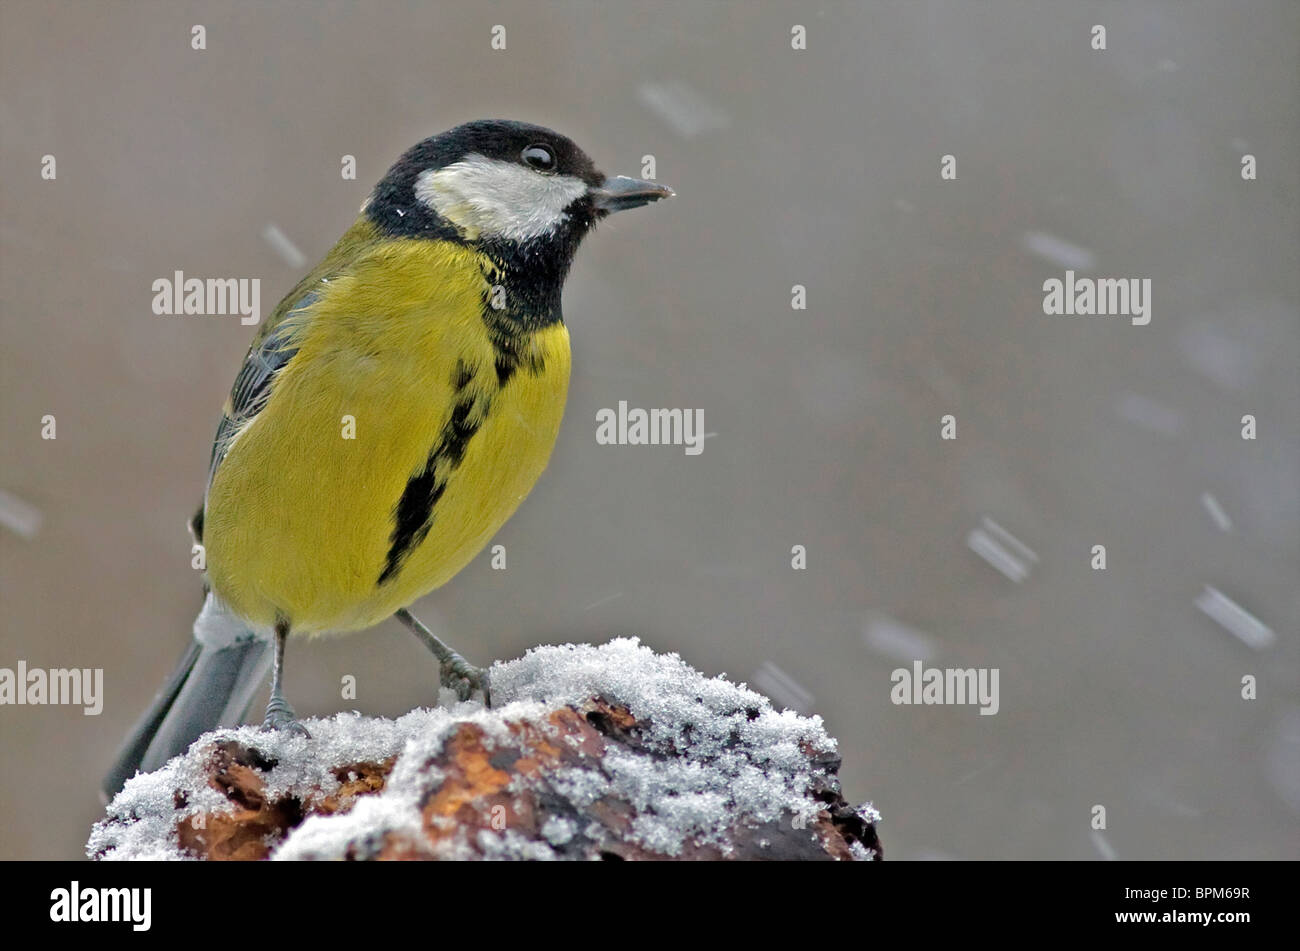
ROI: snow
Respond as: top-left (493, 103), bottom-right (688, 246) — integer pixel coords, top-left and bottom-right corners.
top-left (89, 638), bottom-right (859, 860)
top-left (540, 816), bottom-right (576, 846)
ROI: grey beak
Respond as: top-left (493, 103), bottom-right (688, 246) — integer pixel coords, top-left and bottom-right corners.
top-left (592, 175), bottom-right (675, 213)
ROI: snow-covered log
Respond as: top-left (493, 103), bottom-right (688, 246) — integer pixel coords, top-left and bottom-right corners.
top-left (89, 638), bottom-right (881, 861)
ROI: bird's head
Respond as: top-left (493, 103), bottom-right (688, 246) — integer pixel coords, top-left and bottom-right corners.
top-left (366, 119), bottom-right (673, 250)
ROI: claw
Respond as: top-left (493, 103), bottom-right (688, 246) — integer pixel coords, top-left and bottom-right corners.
top-left (441, 656), bottom-right (491, 706)
top-left (393, 609), bottom-right (492, 707)
top-left (261, 696), bottom-right (312, 737)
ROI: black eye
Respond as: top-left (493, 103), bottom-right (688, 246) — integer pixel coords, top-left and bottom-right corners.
top-left (521, 144), bottom-right (556, 172)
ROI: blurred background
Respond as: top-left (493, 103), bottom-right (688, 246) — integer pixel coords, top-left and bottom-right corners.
top-left (2, 0), bottom-right (1297, 860)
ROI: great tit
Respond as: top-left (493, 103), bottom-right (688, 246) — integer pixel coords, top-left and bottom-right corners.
top-left (102, 119), bottom-right (672, 799)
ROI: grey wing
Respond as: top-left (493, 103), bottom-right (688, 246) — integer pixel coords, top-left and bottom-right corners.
top-left (191, 289), bottom-right (322, 542)
top-left (204, 319), bottom-right (301, 486)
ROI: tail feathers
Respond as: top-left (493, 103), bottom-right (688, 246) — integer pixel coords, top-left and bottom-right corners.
top-left (99, 639), bottom-right (202, 802)
top-left (101, 636), bottom-right (271, 802)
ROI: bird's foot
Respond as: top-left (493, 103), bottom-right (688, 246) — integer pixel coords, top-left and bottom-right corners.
top-left (393, 608), bottom-right (492, 707)
top-left (261, 695), bottom-right (311, 738)
top-left (441, 651), bottom-right (492, 707)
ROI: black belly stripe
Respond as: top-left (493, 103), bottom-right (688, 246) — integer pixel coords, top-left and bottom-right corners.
top-left (377, 374), bottom-right (486, 586)
top-left (453, 359), bottom-right (474, 392)
top-left (378, 258), bottom-right (559, 587)
top-left (441, 399), bottom-right (477, 467)
top-left (494, 354), bottom-right (517, 387)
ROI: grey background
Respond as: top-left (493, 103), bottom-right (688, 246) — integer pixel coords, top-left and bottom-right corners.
top-left (1, 0), bottom-right (1297, 861)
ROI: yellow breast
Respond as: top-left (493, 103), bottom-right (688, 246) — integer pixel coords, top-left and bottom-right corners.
top-left (201, 238), bottom-right (571, 635)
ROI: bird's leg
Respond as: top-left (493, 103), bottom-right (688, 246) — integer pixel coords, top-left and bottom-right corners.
top-left (261, 621), bottom-right (310, 736)
top-left (395, 608), bottom-right (491, 707)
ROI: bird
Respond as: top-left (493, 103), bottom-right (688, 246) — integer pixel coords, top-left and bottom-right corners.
top-left (102, 119), bottom-right (673, 800)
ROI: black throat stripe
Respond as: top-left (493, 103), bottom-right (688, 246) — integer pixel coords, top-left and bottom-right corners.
top-left (376, 258), bottom-right (560, 588)
top-left (478, 255), bottom-right (556, 389)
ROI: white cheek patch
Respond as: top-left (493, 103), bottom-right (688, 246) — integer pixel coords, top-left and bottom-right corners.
top-left (414, 154), bottom-right (589, 241)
